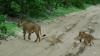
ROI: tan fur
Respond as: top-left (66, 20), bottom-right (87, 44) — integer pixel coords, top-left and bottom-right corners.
top-left (47, 34), bottom-right (64, 46)
top-left (78, 31), bottom-right (95, 46)
top-left (17, 19), bottom-right (42, 42)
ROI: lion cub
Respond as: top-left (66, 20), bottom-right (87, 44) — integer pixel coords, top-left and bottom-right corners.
top-left (78, 31), bottom-right (95, 46)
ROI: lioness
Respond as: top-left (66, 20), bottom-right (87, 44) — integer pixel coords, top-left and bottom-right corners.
top-left (78, 31), bottom-right (95, 46)
top-left (17, 19), bottom-right (43, 42)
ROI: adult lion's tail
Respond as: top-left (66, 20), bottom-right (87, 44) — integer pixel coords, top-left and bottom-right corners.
top-left (39, 28), bottom-right (47, 41)
top-left (39, 27), bottom-right (46, 37)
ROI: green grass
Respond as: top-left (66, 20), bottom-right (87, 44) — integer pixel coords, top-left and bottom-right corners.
top-left (41, 4), bottom-right (91, 22)
top-left (53, 7), bottom-right (81, 16)
top-left (40, 4), bottom-right (92, 23)
top-left (84, 4), bottom-right (91, 8)
top-left (41, 6), bottom-right (81, 22)
top-left (26, 4), bottom-right (91, 23)
top-left (0, 23), bottom-right (20, 34)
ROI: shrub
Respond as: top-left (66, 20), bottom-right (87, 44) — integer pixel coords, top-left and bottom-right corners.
top-left (0, 15), bottom-right (7, 24)
top-left (71, 0), bottom-right (85, 9)
top-left (0, 25), bottom-right (8, 40)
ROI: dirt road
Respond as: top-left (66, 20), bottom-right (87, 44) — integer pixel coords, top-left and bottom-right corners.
top-left (0, 5), bottom-right (100, 56)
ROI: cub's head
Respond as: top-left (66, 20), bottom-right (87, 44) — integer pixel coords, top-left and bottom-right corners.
top-left (79, 31), bottom-right (85, 36)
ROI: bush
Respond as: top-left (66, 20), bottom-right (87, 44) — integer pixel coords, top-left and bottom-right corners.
top-left (0, 25), bottom-right (8, 40)
top-left (0, 16), bottom-right (18, 40)
top-left (84, 0), bottom-right (100, 5)
top-left (0, 23), bottom-right (17, 40)
top-left (71, 0), bottom-right (85, 9)
top-left (0, 0), bottom-right (100, 19)
top-left (0, 15), bottom-right (7, 24)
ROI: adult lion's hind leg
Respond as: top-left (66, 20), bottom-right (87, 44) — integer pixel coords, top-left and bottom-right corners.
top-left (35, 32), bottom-right (40, 42)
top-left (28, 33), bottom-right (31, 40)
top-left (23, 31), bottom-right (26, 40)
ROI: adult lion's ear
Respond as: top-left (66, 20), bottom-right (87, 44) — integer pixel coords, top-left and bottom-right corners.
top-left (17, 19), bottom-right (21, 27)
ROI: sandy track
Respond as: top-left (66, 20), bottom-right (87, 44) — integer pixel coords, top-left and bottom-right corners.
top-left (0, 5), bottom-right (100, 56)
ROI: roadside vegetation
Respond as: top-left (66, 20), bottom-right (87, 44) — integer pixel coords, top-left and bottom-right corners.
top-left (0, 0), bottom-right (100, 39)
top-left (0, 0), bottom-right (100, 18)
top-left (0, 15), bottom-right (19, 40)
